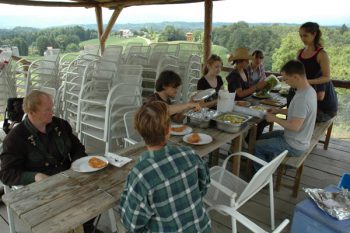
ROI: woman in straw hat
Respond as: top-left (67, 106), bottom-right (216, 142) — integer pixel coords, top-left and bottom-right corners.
top-left (226, 48), bottom-right (266, 100)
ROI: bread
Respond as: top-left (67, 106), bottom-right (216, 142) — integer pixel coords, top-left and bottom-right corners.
top-left (171, 125), bottom-right (187, 132)
top-left (187, 133), bottom-right (201, 143)
top-left (88, 157), bottom-right (107, 168)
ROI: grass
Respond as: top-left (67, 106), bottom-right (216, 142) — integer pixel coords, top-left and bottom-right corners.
top-left (79, 36), bottom-right (148, 47)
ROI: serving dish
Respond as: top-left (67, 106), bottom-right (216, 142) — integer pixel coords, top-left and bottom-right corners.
top-left (213, 112), bottom-right (251, 133)
top-left (185, 108), bottom-right (219, 128)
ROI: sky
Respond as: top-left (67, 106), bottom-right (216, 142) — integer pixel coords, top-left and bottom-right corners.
top-left (0, 0), bottom-right (349, 28)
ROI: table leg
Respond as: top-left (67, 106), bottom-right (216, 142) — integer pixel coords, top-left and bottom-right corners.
top-left (247, 124), bottom-right (257, 172)
top-left (231, 134), bottom-right (242, 176)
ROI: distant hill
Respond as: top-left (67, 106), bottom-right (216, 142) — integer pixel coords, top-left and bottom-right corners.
top-left (65, 22), bottom-right (232, 31)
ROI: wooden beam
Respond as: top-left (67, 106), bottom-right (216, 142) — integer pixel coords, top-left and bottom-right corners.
top-left (0, 0), bottom-right (96, 7)
top-left (102, 0), bottom-right (211, 8)
top-left (95, 6), bottom-right (104, 55)
top-left (100, 6), bottom-right (124, 53)
top-left (332, 79), bottom-right (350, 89)
top-left (203, 0), bottom-right (213, 62)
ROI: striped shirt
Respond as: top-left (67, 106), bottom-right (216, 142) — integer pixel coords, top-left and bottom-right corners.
top-left (119, 144), bottom-right (211, 233)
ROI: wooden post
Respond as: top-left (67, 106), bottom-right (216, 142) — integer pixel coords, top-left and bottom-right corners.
top-left (95, 6), bottom-right (104, 56)
top-left (100, 6), bottom-right (124, 54)
top-left (203, 0), bottom-right (213, 62)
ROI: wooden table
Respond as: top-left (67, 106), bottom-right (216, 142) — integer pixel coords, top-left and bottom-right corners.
top-left (1, 125), bottom-right (249, 233)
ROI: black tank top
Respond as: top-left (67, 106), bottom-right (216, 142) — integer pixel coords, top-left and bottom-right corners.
top-left (298, 47), bottom-right (323, 79)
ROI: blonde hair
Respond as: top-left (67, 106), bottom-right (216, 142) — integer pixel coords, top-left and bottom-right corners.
top-left (23, 90), bottom-right (52, 113)
top-left (134, 101), bottom-right (170, 146)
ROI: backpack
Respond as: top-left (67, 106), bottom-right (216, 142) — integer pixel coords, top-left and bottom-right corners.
top-left (3, 97), bottom-right (25, 134)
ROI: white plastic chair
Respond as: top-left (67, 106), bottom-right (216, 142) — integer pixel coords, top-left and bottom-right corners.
top-left (123, 110), bottom-right (142, 147)
top-left (204, 150), bottom-right (289, 233)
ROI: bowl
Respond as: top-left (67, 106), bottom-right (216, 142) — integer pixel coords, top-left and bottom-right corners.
top-left (213, 112), bottom-right (251, 133)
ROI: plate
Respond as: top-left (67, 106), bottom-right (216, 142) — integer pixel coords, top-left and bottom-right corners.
top-left (235, 100), bottom-right (251, 107)
top-left (170, 125), bottom-right (193, 136)
top-left (260, 99), bottom-right (283, 107)
top-left (71, 156), bottom-right (108, 173)
top-left (192, 89), bottom-right (216, 101)
top-left (249, 105), bottom-right (267, 112)
top-left (252, 92), bottom-right (271, 99)
top-left (183, 133), bottom-right (213, 145)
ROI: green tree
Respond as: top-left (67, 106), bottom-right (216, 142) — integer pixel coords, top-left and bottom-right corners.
top-left (272, 32), bottom-right (302, 72)
top-left (66, 43), bottom-right (79, 52)
top-left (35, 35), bottom-right (50, 55)
top-left (12, 37), bottom-right (29, 56)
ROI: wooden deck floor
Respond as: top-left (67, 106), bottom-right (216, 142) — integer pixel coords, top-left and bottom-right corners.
top-left (1, 137), bottom-right (349, 233)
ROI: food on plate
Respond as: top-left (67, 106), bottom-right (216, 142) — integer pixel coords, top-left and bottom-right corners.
top-left (88, 157), bottom-right (107, 168)
top-left (216, 114), bottom-right (245, 124)
top-left (260, 99), bottom-right (282, 106)
top-left (171, 125), bottom-right (187, 132)
top-left (255, 91), bottom-right (271, 98)
top-left (235, 100), bottom-right (250, 107)
top-left (250, 105), bottom-right (266, 111)
top-left (187, 133), bottom-right (201, 143)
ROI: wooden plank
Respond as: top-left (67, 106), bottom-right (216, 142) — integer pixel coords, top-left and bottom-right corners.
top-left (0, 0), bottom-right (96, 7)
top-left (311, 146), bottom-right (350, 164)
top-left (32, 184), bottom-right (124, 233)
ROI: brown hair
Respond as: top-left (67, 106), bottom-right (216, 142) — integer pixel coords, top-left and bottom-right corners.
top-left (134, 101), bottom-right (170, 146)
top-left (23, 90), bottom-right (52, 113)
top-left (155, 70), bottom-right (182, 92)
top-left (300, 22), bottom-right (323, 48)
top-left (203, 54), bottom-right (223, 75)
top-left (252, 50), bottom-right (264, 59)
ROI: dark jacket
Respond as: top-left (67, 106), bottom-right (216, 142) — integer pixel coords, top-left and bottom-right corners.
top-left (0, 116), bottom-right (86, 185)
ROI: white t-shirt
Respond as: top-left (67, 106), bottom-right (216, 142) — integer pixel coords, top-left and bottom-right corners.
top-left (284, 86), bottom-right (317, 151)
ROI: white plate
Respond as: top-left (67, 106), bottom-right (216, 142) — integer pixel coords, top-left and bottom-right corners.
top-left (192, 89), bottom-right (216, 101)
top-left (183, 133), bottom-right (213, 145)
top-left (170, 125), bottom-right (193, 136)
top-left (71, 156), bottom-right (108, 173)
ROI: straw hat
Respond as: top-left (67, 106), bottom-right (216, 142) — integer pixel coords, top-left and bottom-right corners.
top-left (228, 48), bottom-right (253, 63)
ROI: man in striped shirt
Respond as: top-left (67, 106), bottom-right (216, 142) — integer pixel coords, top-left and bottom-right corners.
top-left (119, 101), bottom-right (211, 233)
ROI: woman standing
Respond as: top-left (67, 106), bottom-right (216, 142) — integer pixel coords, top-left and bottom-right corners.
top-left (197, 54), bottom-right (224, 108)
top-left (226, 48), bottom-right (266, 100)
top-left (295, 22), bottom-right (337, 122)
top-left (247, 50), bottom-right (267, 85)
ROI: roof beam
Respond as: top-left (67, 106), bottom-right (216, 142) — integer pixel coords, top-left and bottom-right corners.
top-left (0, 0), bottom-right (96, 7)
top-left (101, 0), bottom-right (211, 8)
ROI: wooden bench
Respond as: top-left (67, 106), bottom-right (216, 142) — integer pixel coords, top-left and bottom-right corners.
top-left (275, 117), bottom-right (335, 197)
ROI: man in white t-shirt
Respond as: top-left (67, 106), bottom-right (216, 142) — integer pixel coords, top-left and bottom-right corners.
top-left (254, 60), bottom-right (317, 171)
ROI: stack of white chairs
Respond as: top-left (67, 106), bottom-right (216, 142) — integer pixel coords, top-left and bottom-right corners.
top-left (176, 43), bottom-right (202, 78)
top-left (25, 49), bottom-right (61, 96)
top-left (122, 42), bottom-right (144, 62)
top-left (100, 45), bottom-right (123, 67)
top-left (182, 54), bottom-right (202, 102)
top-left (0, 51), bottom-right (17, 114)
top-left (124, 45), bottom-right (151, 65)
top-left (78, 64), bottom-right (143, 153)
top-left (61, 59), bottom-right (96, 128)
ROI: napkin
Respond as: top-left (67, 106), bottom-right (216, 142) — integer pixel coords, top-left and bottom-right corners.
top-left (105, 152), bottom-right (132, 167)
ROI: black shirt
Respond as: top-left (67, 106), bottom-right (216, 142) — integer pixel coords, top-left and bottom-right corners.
top-left (226, 69), bottom-right (251, 100)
